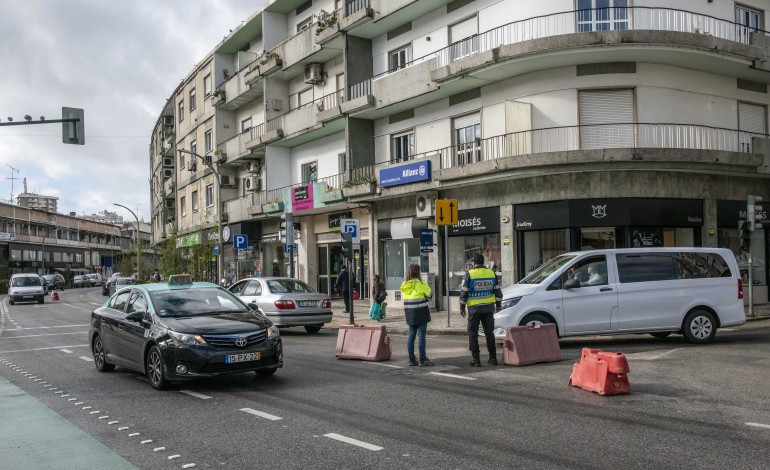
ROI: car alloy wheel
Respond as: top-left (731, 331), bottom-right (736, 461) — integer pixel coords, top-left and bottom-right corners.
top-left (146, 346), bottom-right (168, 390)
top-left (92, 335), bottom-right (114, 372)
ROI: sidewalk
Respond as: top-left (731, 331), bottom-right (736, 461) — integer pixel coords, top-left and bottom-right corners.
top-left (325, 298), bottom-right (770, 335)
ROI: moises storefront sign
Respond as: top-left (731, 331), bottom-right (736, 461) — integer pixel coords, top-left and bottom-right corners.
top-left (379, 160), bottom-right (431, 188)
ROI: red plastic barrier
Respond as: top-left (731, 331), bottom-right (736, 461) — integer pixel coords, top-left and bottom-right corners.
top-left (502, 324), bottom-right (562, 366)
top-left (335, 324), bottom-right (391, 361)
top-left (51, 291), bottom-right (59, 301)
top-left (568, 348), bottom-right (630, 396)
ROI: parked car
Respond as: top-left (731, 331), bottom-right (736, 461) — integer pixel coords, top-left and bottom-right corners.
top-left (87, 273), bottom-right (103, 287)
top-left (228, 277), bottom-right (332, 334)
top-left (73, 275), bottom-right (89, 288)
top-left (493, 248), bottom-right (746, 344)
top-left (42, 273), bottom-right (66, 291)
top-left (109, 277), bottom-right (134, 296)
top-left (89, 274), bottom-right (282, 390)
top-left (102, 272), bottom-right (123, 296)
top-left (8, 273), bottom-right (45, 305)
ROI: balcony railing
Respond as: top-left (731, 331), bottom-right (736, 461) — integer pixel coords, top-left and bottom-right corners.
top-left (316, 89), bottom-right (345, 111)
top-left (429, 123), bottom-right (765, 168)
top-left (348, 79), bottom-right (372, 100)
top-left (248, 116), bottom-right (283, 142)
top-left (345, 0), bottom-right (369, 17)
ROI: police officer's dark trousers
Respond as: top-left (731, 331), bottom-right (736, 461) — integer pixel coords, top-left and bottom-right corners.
top-left (467, 311), bottom-right (496, 358)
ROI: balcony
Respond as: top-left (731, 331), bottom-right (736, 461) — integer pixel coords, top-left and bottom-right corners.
top-left (315, 90), bottom-right (345, 123)
top-left (245, 116), bottom-right (284, 149)
top-left (219, 64), bottom-right (264, 111)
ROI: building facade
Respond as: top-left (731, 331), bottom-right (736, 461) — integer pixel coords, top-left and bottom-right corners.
top-left (151, 0), bottom-right (770, 308)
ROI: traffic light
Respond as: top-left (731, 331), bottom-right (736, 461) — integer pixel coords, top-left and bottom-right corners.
top-left (340, 231), bottom-right (353, 258)
top-left (747, 195), bottom-right (764, 231)
top-left (739, 220), bottom-right (751, 253)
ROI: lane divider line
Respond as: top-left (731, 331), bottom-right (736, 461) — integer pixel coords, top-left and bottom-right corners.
top-left (140, 439), bottom-right (153, 445)
top-left (323, 433), bottom-right (383, 451)
top-left (118, 427), bottom-right (129, 431)
top-left (60, 349), bottom-right (73, 354)
top-left (128, 433), bottom-right (140, 437)
top-left (168, 455), bottom-right (181, 460)
top-left (429, 372), bottom-right (477, 381)
top-left (746, 422), bottom-right (770, 429)
top-left (79, 356), bottom-right (94, 362)
top-left (0, 344), bottom-right (89, 353)
top-left (153, 447), bottom-right (166, 452)
top-left (179, 390), bottom-right (212, 400)
top-left (365, 362), bottom-right (403, 369)
top-left (108, 421), bottom-right (119, 425)
top-left (240, 408), bottom-right (282, 421)
top-left (182, 464), bottom-right (196, 469)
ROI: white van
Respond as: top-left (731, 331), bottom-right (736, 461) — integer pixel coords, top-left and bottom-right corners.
top-left (8, 273), bottom-right (46, 305)
top-left (494, 248), bottom-right (745, 344)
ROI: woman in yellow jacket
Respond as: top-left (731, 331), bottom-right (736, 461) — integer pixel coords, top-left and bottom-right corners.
top-left (400, 264), bottom-right (434, 367)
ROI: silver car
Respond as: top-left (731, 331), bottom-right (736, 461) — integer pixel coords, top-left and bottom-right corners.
top-left (228, 277), bottom-right (332, 334)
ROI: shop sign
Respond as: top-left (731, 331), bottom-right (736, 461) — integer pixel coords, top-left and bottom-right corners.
top-left (292, 185), bottom-right (314, 212)
top-left (420, 229), bottom-right (434, 253)
top-left (261, 234), bottom-right (280, 243)
top-left (176, 232), bottom-right (202, 248)
top-left (379, 160), bottom-right (431, 188)
top-left (328, 211), bottom-right (352, 231)
top-left (0, 232), bottom-right (15, 241)
top-left (449, 207), bottom-right (501, 236)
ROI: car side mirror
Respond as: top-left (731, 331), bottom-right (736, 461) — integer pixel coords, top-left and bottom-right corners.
top-left (564, 278), bottom-right (580, 289)
top-left (248, 303), bottom-right (259, 311)
top-left (125, 312), bottom-right (143, 322)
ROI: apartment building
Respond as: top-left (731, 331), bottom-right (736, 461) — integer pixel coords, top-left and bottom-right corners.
top-left (151, 0), bottom-right (770, 309)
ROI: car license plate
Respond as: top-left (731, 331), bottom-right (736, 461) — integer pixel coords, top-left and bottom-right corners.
top-left (298, 301), bottom-right (316, 307)
top-left (225, 352), bottom-right (261, 364)
top-left (22, 295), bottom-right (33, 299)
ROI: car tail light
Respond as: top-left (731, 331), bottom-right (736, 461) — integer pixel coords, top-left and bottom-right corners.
top-left (321, 299), bottom-right (331, 308)
top-left (738, 279), bottom-right (744, 300)
top-left (274, 300), bottom-right (296, 310)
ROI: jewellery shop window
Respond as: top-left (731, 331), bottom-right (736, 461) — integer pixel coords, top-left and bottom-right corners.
top-left (718, 227), bottom-right (766, 286)
top-left (448, 234), bottom-right (501, 292)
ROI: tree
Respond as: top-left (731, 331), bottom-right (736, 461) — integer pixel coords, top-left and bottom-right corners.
top-left (157, 230), bottom-right (188, 279)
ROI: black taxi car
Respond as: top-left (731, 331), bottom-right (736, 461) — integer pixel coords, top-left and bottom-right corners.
top-left (89, 275), bottom-right (282, 390)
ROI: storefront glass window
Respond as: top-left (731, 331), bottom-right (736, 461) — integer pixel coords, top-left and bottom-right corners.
top-left (522, 229), bottom-right (569, 275)
top-left (579, 227), bottom-right (616, 250)
top-left (383, 239), bottom-right (420, 290)
top-left (718, 228), bottom-right (766, 285)
top-left (447, 234), bottom-right (501, 291)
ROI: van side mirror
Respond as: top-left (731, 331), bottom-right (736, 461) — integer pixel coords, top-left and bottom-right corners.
top-left (564, 278), bottom-right (580, 289)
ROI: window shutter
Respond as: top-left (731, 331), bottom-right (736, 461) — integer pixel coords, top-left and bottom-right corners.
top-left (738, 102), bottom-right (766, 134)
top-left (579, 89), bottom-right (634, 149)
top-left (453, 112), bottom-right (480, 130)
top-left (450, 16), bottom-right (478, 43)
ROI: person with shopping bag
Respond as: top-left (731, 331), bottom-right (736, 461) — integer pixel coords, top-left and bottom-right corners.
top-left (369, 274), bottom-right (387, 321)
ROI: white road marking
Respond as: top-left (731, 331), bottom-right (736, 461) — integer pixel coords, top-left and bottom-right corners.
top-left (82, 406), bottom-right (92, 410)
top-left (365, 362), bottom-right (403, 369)
top-left (0, 344), bottom-right (89, 353)
top-left (108, 421), bottom-right (119, 425)
top-left (429, 372), bottom-right (477, 381)
top-left (168, 455), bottom-right (181, 460)
top-left (140, 439), bottom-right (153, 444)
top-left (153, 447), bottom-right (166, 452)
top-left (55, 391), bottom-right (64, 394)
top-left (625, 348), bottom-right (684, 361)
top-left (68, 398), bottom-right (77, 401)
top-left (61, 394), bottom-right (70, 397)
top-left (118, 427), bottom-right (129, 431)
top-left (240, 408), bottom-right (282, 421)
top-left (89, 411), bottom-right (100, 414)
top-left (182, 464), bottom-right (196, 469)
top-left (746, 422), bottom-right (770, 430)
top-left (323, 433), bottom-right (383, 451)
top-left (10, 324), bottom-right (89, 331)
top-left (721, 328), bottom-right (737, 332)
top-left (128, 433), bottom-right (140, 437)
top-left (61, 303), bottom-right (89, 311)
top-left (179, 390), bottom-right (212, 400)
top-left (79, 356), bottom-right (94, 362)
top-left (98, 416), bottom-right (109, 420)
top-left (75, 402), bottom-right (84, 405)
top-left (60, 349), bottom-right (73, 354)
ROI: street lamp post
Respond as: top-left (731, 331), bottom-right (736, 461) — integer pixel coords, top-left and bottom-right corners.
top-left (114, 203), bottom-right (141, 277)
top-left (177, 149), bottom-right (222, 284)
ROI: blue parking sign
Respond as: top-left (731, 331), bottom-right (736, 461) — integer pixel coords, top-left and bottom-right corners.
top-left (233, 234), bottom-right (248, 249)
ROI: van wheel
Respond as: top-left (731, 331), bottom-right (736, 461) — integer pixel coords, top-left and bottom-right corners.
top-left (650, 332), bottom-right (672, 339)
top-left (683, 310), bottom-right (716, 344)
top-left (520, 313), bottom-right (551, 327)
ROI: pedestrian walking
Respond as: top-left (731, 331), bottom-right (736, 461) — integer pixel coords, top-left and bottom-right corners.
top-left (334, 264), bottom-right (351, 313)
top-left (400, 264), bottom-right (434, 367)
top-left (459, 253), bottom-right (503, 367)
top-left (369, 274), bottom-right (387, 321)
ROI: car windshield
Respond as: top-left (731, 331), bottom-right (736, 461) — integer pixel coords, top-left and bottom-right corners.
top-left (43, 275), bottom-right (56, 281)
top-left (519, 254), bottom-right (577, 285)
top-left (149, 287), bottom-right (248, 317)
top-left (116, 278), bottom-right (133, 285)
top-left (13, 277), bottom-right (41, 287)
top-left (266, 279), bottom-right (316, 294)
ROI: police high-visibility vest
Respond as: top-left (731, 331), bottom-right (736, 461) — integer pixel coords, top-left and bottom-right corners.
top-left (466, 266), bottom-right (497, 308)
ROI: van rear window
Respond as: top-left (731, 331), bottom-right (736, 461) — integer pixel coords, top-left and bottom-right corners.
top-left (616, 252), bottom-right (732, 283)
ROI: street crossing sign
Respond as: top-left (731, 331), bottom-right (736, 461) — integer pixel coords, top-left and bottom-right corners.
top-left (435, 199), bottom-right (458, 225)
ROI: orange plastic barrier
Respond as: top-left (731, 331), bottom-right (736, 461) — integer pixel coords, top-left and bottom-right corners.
top-left (568, 348), bottom-right (630, 396)
top-left (502, 324), bottom-right (562, 366)
top-left (335, 324), bottom-right (392, 361)
top-left (51, 291), bottom-right (59, 301)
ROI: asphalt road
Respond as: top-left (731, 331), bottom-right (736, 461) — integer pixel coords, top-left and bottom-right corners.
top-left (2, 287), bottom-right (770, 469)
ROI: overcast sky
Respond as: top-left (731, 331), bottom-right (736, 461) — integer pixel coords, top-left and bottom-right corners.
top-left (0, 0), bottom-right (267, 223)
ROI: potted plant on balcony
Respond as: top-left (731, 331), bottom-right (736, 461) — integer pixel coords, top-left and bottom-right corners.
top-left (319, 184), bottom-right (344, 203)
top-left (259, 52), bottom-right (282, 75)
top-left (211, 88), bottom-right (226, 106)
top-left (261, 198), bottom-right (284, 213)
top-left (316, 12), bottom-right (338, 35)
top-left (342, 176), bottom-right (377, 197)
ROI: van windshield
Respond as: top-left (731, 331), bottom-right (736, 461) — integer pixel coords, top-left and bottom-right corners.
top-left (519, 255), bottom-right (576, 284)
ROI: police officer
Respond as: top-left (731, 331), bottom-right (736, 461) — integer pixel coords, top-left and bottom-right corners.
top-left (459, 253), bottom-right (502, 367)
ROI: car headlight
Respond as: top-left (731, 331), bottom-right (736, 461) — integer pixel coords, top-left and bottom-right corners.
top-left (267, 326), bottom-right (280, 338)
top-left (500, 297), bottom-right (522, 310)
top-left (168, 331), bottom-right (207, 346)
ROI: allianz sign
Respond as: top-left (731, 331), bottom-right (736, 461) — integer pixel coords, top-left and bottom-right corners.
top-left (379, 160), bottom-right (432, 188)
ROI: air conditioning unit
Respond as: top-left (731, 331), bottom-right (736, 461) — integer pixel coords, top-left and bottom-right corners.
top-left (245, 176), bottom-right (262, 192)
top-left (163, 168), bottom-right (174, 179)
top-left (219, 175), bottom-right (236, 188)
top-left (415, 193), bottom-right (436, 218)
top-left (163, 157), bottom-right (173, 168)
top-left (188, 160), bottom-right (197, 172)
top-left (247, 161), bottom-right (262, 173)
top-left (163, 116), bottom-right (174, 126)
top-left (304, 63), bottom-right (323, 84)
top-left (165, 199), bottom-right (175, 209)
top-left (270, 98), bottom-right (282, 111)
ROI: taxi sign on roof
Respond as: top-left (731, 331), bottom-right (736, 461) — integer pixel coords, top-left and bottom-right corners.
top-left (168, 274), bottom-right (193, 286)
